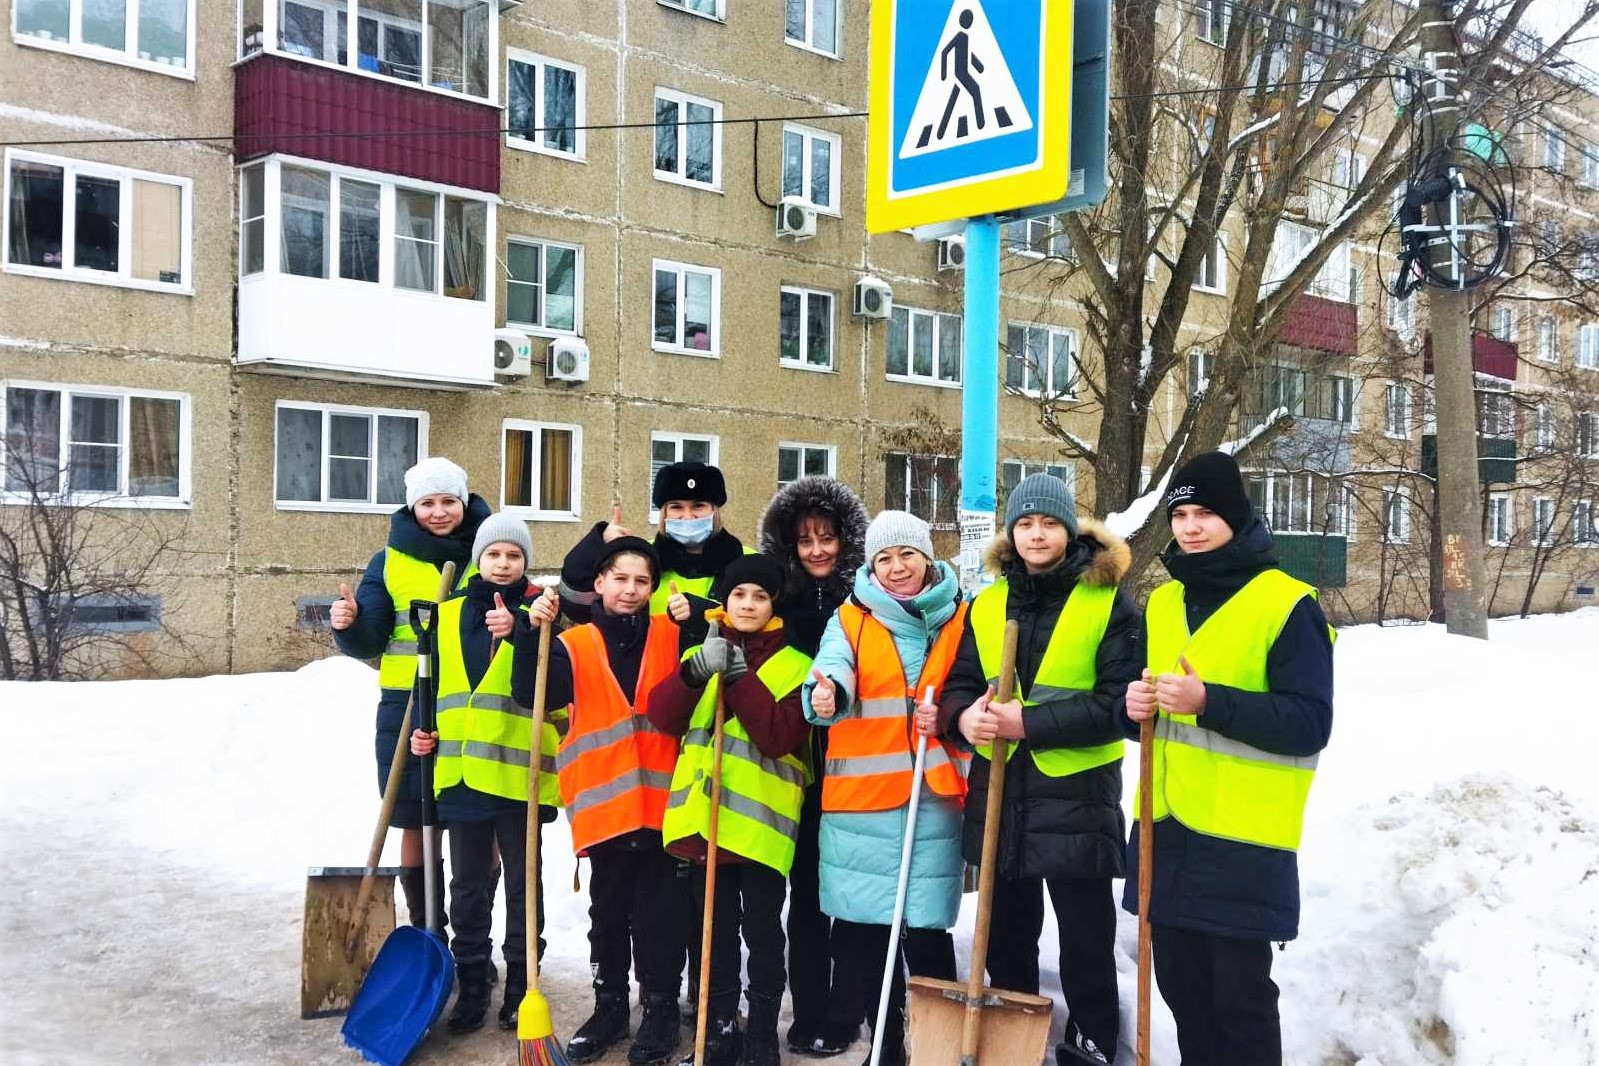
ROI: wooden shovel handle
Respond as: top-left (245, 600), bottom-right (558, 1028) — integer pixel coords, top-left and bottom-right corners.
top-left (1137, 715), bottom-right (1155, 1066)
top-left (960, 620), bottom-right (1019, 1063)
top-left (694, 683), bottom-right (728, 1066)
top-left (526, 592), bottom-right (555, 986)
top-left (344, 561), bottom-right (456, 960)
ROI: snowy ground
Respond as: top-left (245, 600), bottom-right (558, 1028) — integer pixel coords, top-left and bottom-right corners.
top-left (3, 610), bottom-right (1597, 1065)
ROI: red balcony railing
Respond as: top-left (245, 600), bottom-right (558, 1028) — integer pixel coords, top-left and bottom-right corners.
top-left (1422, 332), bottom-right (1518, 382)
top-left (1279, 293), bottom-right (1358, 356)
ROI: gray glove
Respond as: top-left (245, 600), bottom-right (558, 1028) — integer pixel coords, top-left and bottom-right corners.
top-left (683, 621), bottom-right (748, 686)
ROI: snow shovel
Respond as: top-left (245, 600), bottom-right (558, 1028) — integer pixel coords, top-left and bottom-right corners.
top-left (342, 596), bottom-right (455, 1066)
top-left (907, 621), bottom-right (1052, 1066)
top-left (692, 657), bottom-right (730, 1066)
top-left (1135, 715), bottom-right (1155, 1066)
top-left (302, 563), bottom-right (457, 1019)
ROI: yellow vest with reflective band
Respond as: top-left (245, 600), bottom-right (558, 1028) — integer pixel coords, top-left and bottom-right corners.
top-left (662, 644), bottom-right (812, 875)
top-left (376, 547), bottom-right (474, 690)
top-left (1138, 569), bottom-right (1331, 852)
top-left (431, 594), bottom-right (564, 807)
top-left (646, 546), bottom-right (758, 616)
top-left (970, 580), bottom-right (1124, 776)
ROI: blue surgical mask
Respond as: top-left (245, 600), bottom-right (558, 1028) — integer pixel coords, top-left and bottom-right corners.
top-left (665, 515), bottom-right (714, 546)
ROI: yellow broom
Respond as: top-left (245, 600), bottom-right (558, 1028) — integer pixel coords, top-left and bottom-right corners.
top-left (519, 587), bottom-right (570, 1066)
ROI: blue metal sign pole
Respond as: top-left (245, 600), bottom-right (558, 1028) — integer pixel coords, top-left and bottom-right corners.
top-left (958, 215), bottom-right (1001, 590)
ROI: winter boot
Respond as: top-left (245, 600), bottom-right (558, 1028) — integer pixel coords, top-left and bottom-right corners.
top-left (742, 994), bottom-right (782, 1066)
top-left (1056, 1017), bottom-right (1112, 1065)
top-left (790, 1019), bottom-right (856, 1057)
top-left (447, 958), bottom-right (493, 1034)
top-left (858, 1008), bottom-right (905, 1066)
top-left (567, 987), bottom-right (630, 1063)
top-left (675, 1009), bottom-right (740, 1066)
top-left (629, 992), bottom-right (683, 1065)
top-left (497, 959), bottom-right (527, 1030)
top-left (398, 866), bottom-right (426, 928)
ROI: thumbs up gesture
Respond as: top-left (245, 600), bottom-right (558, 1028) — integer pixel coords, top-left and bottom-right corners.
top-left (602, 503), bottom-right (632, 543)
top-left (330, 582), bottom-right (358, 631)
top-left (666, 580), bottom-right (692, 623)
top-left (1155, 655), bottom-right (1206, 716)
top-left (486, 591), bottom-right (515, 639)
top-left (810, 668), bottom-right (839, 719)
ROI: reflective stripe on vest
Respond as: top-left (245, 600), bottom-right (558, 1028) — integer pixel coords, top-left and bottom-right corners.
top-left (970, 580), bottom-right (1124, 777)
top-left (376, 548), bottom-right (473, 690)
top-left (1137, 569), bottom-right (1331, 852)
top-left (431, 595), bottom-right (563, 807)
top-left (556, 614), bottom-right (683, 854)
top-left (821, 601), bottom-right (970, 813)
top-left (662, 644), bottom-right (813, 875)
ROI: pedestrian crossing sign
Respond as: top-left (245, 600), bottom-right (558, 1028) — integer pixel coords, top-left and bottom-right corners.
top-left (868, 0), bottom-right (1073, 232)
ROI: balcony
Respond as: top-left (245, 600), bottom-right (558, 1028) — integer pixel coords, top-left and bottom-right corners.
top-left (1274, 532), bottom-right (1347, 588)
top-left (1422, 332), bottom-right (1518, 382)
top-left (1279, 293), bottom-right (1358, 357)
top-left (1421, 434), bottom-right (1518, 486)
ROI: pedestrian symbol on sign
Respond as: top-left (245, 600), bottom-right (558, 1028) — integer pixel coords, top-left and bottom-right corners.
top-left (899, 1), bottom-right (1034, 160)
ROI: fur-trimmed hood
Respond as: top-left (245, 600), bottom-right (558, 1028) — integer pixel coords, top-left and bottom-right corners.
top-left (981, 516), bottom-right (1131, 588)
top-left (758, 475), bottom-right (869, 601)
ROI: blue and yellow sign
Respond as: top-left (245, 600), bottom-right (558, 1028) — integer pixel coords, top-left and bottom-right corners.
top-left (867, 0), bottom-right (1074, 233)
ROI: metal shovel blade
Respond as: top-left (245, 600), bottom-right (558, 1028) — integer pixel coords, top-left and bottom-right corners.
top-left (301, 866), bottom-right (400, 1019)
top-left (906, 976), bottom-right (1054, 1065)
top-left (341, 926), bottom-right (455, 1066)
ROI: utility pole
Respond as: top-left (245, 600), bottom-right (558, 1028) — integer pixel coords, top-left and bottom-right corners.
top-left (1419, 0), bottom-right (1489, 638)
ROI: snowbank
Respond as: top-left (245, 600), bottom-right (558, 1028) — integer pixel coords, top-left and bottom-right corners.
top-left (2, 610), bottom-right (1597, 1064)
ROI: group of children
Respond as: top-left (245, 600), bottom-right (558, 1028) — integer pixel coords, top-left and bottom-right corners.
top-left (332, 449), bottom-right (1333, 1066)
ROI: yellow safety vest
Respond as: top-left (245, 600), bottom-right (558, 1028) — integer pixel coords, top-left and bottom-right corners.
top-left (971, 580), bottom-right (1124, 776)
top-left (662, 644), bottom-right (812, 875)
top-left (646, 546), bottom-right (757, 616)
top-left (432, 594), bottom-right (564, 807)
top-left (376, 547), bottom-right (474, 690)
top-left (1138, 569), bottom-right (1331, 852)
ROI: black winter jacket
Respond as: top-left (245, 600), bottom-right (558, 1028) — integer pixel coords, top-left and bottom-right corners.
top-left (1121, 518), bottom-right (1334, 942)
top-left (557, 519), bottom-right (745, 641)
top-left (939, 519), bottom-right (1140, 881)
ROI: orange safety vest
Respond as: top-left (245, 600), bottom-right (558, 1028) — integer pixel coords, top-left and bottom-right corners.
top-left (555, 614), bottom-right (683, 855)
top-left (821, 600), bottom-right (970, 813)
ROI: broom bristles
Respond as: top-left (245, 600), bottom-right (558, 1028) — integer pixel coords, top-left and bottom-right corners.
top-left (518, 1034), bottom-right (572, 1066)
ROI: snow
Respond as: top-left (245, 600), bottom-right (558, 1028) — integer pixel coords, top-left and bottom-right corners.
top-left (5, 611), bottom-right (1599, 1065)
top-left (1105, 463), bottom-right (1175, 540)
top-left (1226, 113), bottom-right (1281, 156)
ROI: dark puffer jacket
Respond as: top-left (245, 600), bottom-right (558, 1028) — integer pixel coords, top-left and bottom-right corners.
top-left (757, 476), bottom-right (869, 658)
top-left (938, 518), bottom-right (1141, 881)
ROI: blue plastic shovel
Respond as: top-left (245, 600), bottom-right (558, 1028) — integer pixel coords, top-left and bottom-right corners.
top-left (342, 597), bottom-right (455, 1066)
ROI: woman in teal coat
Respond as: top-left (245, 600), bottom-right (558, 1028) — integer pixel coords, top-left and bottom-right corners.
top-left (802, 511), bottom-right (964, 1066)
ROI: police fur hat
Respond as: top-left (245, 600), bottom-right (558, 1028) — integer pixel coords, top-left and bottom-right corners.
top-left (652, 461), bottom-right (728, 508)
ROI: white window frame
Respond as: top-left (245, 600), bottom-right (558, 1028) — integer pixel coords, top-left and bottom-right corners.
top-left (1479, 388), bottom-right (1515, 441)
top-left (1536, 316), bottom-right (1558, 362)
top-left (887, 304), bottom-right (963, 388)
top-left (3, 149), bottom-right (193, 294)
top-left (652, 86), bottom-right (724, 191)
top-left (1575, 499), bottom-right (1596, 546)
top-left (272, 399), bottom-right (428, 513)
top-left (778, 285), bottom-right (835, 372)
top-left (1003, 216), bottom-right (1072, 259)
top-left (505, 49), bottom-right (587, 161)
top-left (1579, 324), bottom-right (1599, 370)
top-left (780, 123), bottom-right (842, 216)
top-left (658, 0), bottom-right (724, 22)
top-left (499, 418), bottom-right (582, 522)
top-left (1489, 304), bottom-right (1515, 343)
top-left (1188, 349), bottom-right (1213, 400)
top-left (1195, 0), bottom-right (1226, 45)
top-left (1001, 458), bottom-right (1077, 504)
top-left (14, 0), bottom-right (198, 78)
top-left (1545, 125), bottom-right (1567, 171)
top-left (1582, 145), bottom-right (1599, 189)
top-left (1579, 412), bottom-right (1599, 458)
top-left (648, 430), bottom-right (720, 520)
top-left (1535, 403), bottom-right (1556, 450)
top-left (1381, 487), bottom-right (1411, 544)
top-left (1005, 322), bottom-right (1080, 400)
top-left (777, 441), bottom-right (837, 489)
top-left (238, 0), bottom-right (499, 105)
top-left (651, 258), bottom-right (721, 357)
top-left (1487, 493), bottom-right (1514, 547)
top-left (505, 236), bottom-right (583, 337)
top-left (884, 451), bottom-right (958, 530)
top-left (1533, 496), bottom-right (1555, 547)
top-left (1, 380), bottom-right (192, 508)
top-left (1386, 290), bottom-right (1417, 342)
top-left (1384, 381), bottom-right (1411, 439)
top-left (1196, 234), bottom-right (1227, 294)
top-left (784, 0), bottom-right (840, 57)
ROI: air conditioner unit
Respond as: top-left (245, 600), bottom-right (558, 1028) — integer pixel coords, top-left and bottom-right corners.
top-left (546, 336), bottom-right (591, 384)
top-left (776, 196), bottom-right (817, 241)
top-left (853, 275), bottom-right (893, 319)
top-left (493, 328), bottom-right (533, 377)
top-left (937, 234), bottom-right (967, 272)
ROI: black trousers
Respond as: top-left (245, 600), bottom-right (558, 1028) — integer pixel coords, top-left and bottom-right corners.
top-left (588, 838), bottom-right (687, 998)
top-left (1152, 924), bottom-right (1281, 1066)
top-left (446, 809), bottom-right (543, 966)
top-left (690, 862), bottom-right (788, 1013)
top-left (985, 875), bottom-right (1120, 1055)
top-left (833, 920), bottom-right (957, 1042)
top-left (787, 782), bottom-right (856, 1029)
